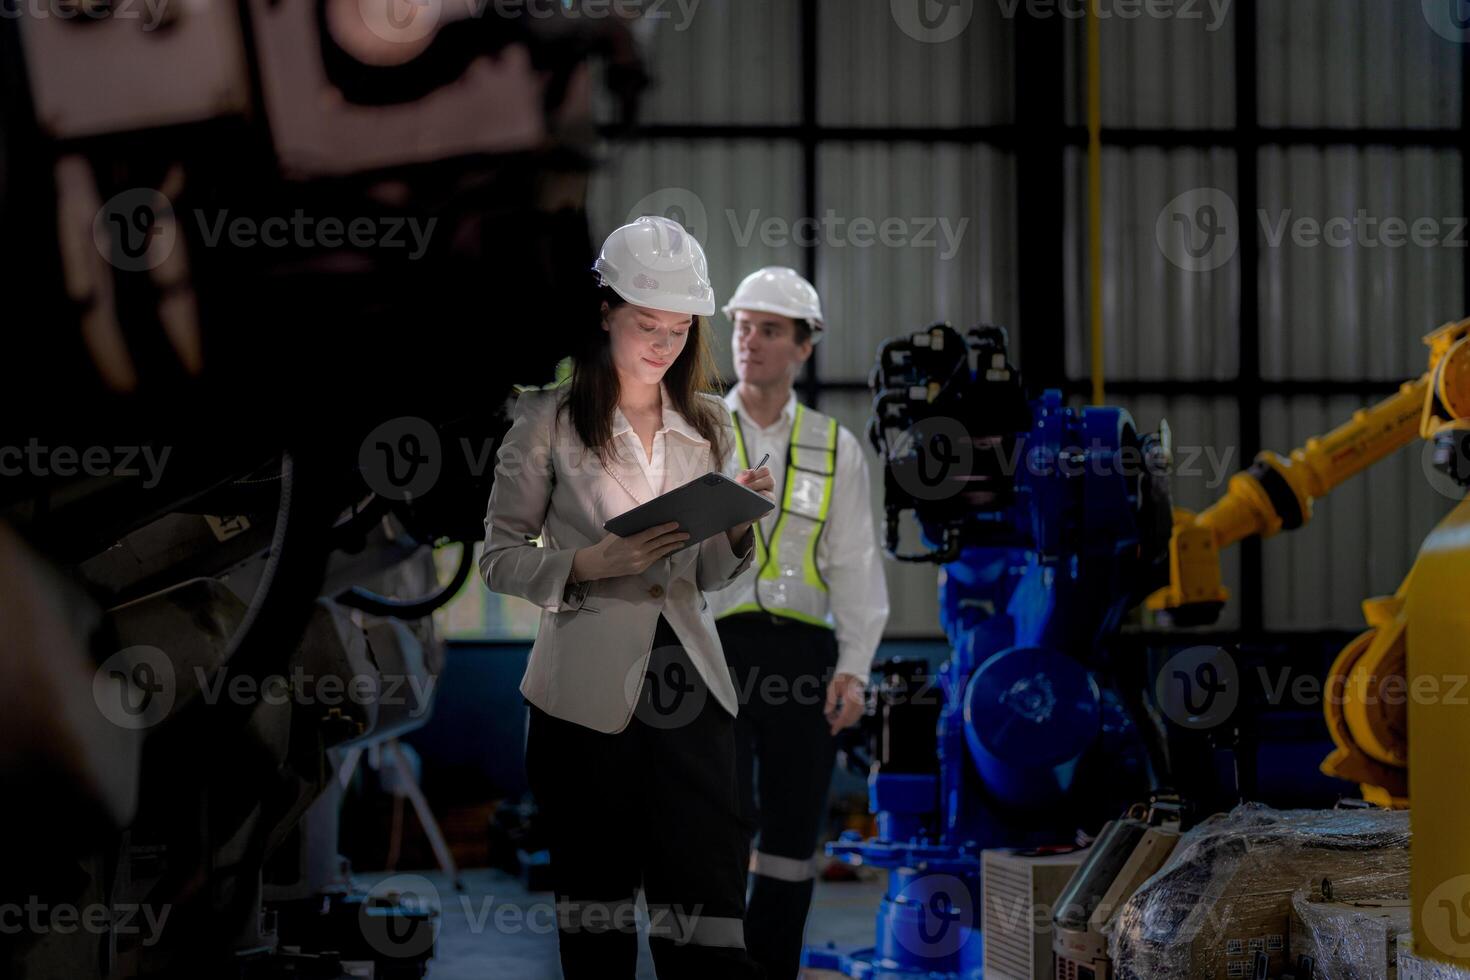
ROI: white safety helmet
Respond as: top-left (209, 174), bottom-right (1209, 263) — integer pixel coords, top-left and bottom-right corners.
top-left (593, 215), bottom-right (715, 316)
top-left (721, 266), bottom-right (825, 343)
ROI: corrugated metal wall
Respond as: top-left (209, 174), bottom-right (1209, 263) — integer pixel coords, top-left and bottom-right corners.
top-left (817, 143), bottom-right (1019, 380)
top-left (594, 0), bottom-right (801, 124)
top-left (1064, 147), bottom-right (1241, 382)
top-left (586, 0), bottom-right (1464, 638)
top-left (1257, 148), bottom-right (1463, 381)
top-left (1065, 0), bottom-right (1235, 127)
top-left (816, 0), bottom-right (1013, 126)
top-left (1257, 0), bottom-right (1460, 129)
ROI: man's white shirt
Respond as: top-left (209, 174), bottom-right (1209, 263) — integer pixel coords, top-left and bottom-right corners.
top-left (710, 387), bottom-right (890, 677)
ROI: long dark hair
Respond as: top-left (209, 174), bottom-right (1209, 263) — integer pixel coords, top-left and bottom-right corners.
top-left (562, 286), bottom-right (729, 465)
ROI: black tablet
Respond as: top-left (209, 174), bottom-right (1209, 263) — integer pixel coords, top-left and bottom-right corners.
top-left (603, 472), bottom-right (775, 548)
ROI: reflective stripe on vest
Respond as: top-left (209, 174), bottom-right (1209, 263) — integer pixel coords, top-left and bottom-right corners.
top-left (720, 403), bottom-right (837, 628)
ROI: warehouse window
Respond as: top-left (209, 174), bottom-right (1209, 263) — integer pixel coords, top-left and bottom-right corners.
top-left (433, 542), bottom-right (541, 641)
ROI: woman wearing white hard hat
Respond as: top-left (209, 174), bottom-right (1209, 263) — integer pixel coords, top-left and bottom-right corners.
top-left (479, 215), bottom-right (773, 979)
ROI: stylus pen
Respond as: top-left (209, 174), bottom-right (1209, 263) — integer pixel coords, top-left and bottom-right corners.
top-left (755, 452), bottom-right (770, 471)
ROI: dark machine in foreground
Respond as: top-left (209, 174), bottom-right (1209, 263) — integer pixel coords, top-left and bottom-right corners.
top-left (0, 3), bottom-right (648, 977)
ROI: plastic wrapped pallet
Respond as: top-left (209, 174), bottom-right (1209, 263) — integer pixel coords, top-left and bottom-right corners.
top-left (1289, 886), bottom-right (1410, 979)
top-left (1107, 804), bottom-right (1409, 980)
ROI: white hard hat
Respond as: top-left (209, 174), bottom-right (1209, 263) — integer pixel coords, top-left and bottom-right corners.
top-left (722, 266), bottom-right (825, 342)
top-left (593, 215), bottom-right (715, 316)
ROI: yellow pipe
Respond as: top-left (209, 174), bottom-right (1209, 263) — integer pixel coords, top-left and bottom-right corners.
top-left (1087, 0), bottom-right (1104, 405)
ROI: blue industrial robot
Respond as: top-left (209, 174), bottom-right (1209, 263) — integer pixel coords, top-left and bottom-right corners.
top-left (805, 324), bottom-right (1173, 979)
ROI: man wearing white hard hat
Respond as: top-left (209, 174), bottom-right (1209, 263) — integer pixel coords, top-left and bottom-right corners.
top-left (711, 266), bottom-right (890, 979)
top-left (481, 216), bottom-right (772, 979)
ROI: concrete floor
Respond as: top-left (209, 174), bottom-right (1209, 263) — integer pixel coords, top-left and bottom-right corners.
top-left (362, 867), bottom-right (886, 979)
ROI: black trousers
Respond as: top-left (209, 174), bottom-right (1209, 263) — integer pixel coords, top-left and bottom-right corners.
top-left (525, 616), bottom-right (762, 980)
top-left (718, 613), bottom-right (841, 980)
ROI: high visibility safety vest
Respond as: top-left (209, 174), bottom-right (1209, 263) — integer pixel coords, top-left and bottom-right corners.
top-left (719, 403), bottom-right (838, 629)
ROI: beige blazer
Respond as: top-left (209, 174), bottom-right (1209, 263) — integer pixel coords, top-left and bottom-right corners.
top-left (479, 387), bottom-right (755, 734)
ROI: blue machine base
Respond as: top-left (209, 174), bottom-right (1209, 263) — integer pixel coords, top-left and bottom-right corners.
top-left (802, 941), bottom-right (984, 980)
top-left (805, 839), bottom-right (985, 980)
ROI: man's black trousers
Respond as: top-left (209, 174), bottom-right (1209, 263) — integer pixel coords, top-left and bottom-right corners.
top-left (718, 612), bottom-right (840, 980)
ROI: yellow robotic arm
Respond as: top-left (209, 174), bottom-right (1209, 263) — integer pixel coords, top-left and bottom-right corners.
top-left (1147, 318), bottom-right (1470, 618)
top-left (1146, 317), bottom-right (1470, 808)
